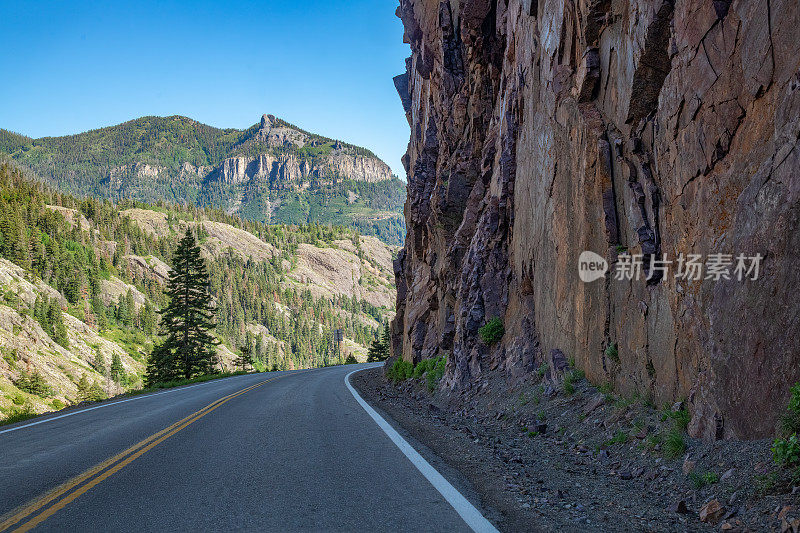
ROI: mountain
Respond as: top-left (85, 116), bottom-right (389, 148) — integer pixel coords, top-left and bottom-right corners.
top-left (0, 115), bottom-right (406, 244)
top-left (392, 0), bottom-right (799, 439)
top-left (0, 162), bottom-right (396, 419)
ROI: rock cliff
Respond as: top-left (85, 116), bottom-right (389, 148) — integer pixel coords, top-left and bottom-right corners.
top-left (392, 0), bottom-right (800, 439)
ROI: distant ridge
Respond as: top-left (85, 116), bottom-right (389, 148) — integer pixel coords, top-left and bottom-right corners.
top-left (0, 115), bottom-right (405, 245)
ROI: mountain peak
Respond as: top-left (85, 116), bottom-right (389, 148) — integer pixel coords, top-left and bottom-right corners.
top-left (260, 114), bottom-right (275, 129)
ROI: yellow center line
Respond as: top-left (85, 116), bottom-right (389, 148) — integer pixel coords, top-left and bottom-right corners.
top-left (0, 372), bottom-right (295, 533)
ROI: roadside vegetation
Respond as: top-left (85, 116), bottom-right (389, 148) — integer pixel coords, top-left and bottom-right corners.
top-left (388, 354), bottom-right (447, 392)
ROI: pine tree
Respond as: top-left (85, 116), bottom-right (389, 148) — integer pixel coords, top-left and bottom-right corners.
top-left (367, 324), bottom-right (391, 362)
top-left (93, 347), bottom-right (106, 375)
top-left (234, 344), bottom-right (253, 371)
top-left (110, 352), bottom-right (124, 383)
top-left (146, 229), bottom-right (219, 385)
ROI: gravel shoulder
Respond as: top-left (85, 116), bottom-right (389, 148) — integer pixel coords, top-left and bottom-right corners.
top-left (352, 367), bottom-right (799, 532)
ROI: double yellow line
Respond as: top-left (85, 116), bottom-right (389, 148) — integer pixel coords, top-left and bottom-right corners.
top-left (0, 374), bottom-right (287, 532)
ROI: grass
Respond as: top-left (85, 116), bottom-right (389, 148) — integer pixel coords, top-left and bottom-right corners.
top-left (754, 471), bottom-right (779, 495)
top-left (387, 358), bottom-right (414, 382)
top-left (605, 430), bottom-right (629, 446)
top-left (663, 429), bottom-right (687, 458)
top-left (663, 405), bottom-right (690, 431)
top-left (0, 404), bottom-right (37, 427)
top-left (689, 471), bottom-right (719, 489)
top-left (641, 433), bottom-right (662, 450)
top-left (536, 363), bottom-right (548, 379)
top-left (563, 369), bottom-right (584, 395)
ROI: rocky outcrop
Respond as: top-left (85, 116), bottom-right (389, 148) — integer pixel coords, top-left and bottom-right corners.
top-left (215, 117), bottom-right (394, 186)
top-left (392, 0), bottom-right (800, 439)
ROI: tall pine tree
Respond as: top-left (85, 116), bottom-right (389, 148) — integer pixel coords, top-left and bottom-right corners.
top-left (146, 229), bottom-right (219, 385)
top-left (367, 324), bottom-right (391, 362)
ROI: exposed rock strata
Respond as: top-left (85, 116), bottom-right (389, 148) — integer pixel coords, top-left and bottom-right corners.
top-left (107, 115), bottom-right (393, 191)
top-left (392, 0), bottom-right (800, 439)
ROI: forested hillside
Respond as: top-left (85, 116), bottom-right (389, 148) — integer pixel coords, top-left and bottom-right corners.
top-left (0, 115), bottom-right (407, 244)
top-left (0, 162), bottom-right (395, 421)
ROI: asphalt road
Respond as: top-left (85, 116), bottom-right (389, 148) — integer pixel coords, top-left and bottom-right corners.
top-left (0, 364), bottom-right (490, 532)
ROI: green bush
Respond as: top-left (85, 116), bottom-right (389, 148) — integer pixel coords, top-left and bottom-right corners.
top-left (773, 384), bottom-right (800, 483)
top-left (689, 471), bottom-right (719, 489)
top-left (344, 354), bottom-right (358, 364)
top-left (780, 383), bottom-right (800, 436)
top-left (668, 407), bottom-right (690, 432)
top-left (478, 317), bottom-right (504, 345)
top-left (424, 356), bottom-right (446, 392)
top-left (536, 363), bottom-right (548, 378)
top-left (387, 358), bottom-right (414, 381)
top-left (14, 370), bottom-right (54, 397)
top-left (1, 403), bottom-right (36, 427)
top-left (772, 434), bottom-right (800, 469)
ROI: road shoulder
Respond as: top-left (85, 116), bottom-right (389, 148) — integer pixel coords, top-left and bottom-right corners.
top-left (350, 367), bottom-right (532, 533)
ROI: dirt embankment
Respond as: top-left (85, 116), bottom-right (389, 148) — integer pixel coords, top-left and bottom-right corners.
top-left (352, 367), bottom-right (798, 532)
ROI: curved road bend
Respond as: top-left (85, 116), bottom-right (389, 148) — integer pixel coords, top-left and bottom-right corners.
top-left (0, 364), bottom-right (495, 532)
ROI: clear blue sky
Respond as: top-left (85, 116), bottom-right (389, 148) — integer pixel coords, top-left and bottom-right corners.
top-left (0, 1), bottom-right (411, 176)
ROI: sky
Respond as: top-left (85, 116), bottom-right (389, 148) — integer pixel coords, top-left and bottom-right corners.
top-left (0, 1), bottom-right (411, 176)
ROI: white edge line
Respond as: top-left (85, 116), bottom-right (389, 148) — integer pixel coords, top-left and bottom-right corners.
top-left (0, 373), bottom-right (266, 436)
top-left (345, 368), bottom-right (499, 533)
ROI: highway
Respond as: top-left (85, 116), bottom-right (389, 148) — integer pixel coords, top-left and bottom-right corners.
top-left (0, 364), bottom-right (496, 532)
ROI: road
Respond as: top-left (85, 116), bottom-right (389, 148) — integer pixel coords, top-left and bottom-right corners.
top-left (0, 364), bottom-right (495, 532)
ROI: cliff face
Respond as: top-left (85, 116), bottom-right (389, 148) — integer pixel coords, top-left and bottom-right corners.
top-left (392, 0), bottom-right (800, 439)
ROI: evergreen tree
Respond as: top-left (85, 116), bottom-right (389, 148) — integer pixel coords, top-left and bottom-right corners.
top-left (110, 352), bottom-right (124, 382)
top-left (146, 229), bottom-right (218, 385)
top-left (93, 347), bottom-right (106, 375)
top-left (367, 324), bottom-right (391, 362)
top-left (234, 344), bottom-right (254, 371)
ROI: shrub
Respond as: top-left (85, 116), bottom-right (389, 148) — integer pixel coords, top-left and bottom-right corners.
top-left (478, 317), bottom-right (504, 345)
top-left (773, 384), bottom-right (800, 484)
top-left (668, 407), bottom-right (690, 432)
top-left (1, 403), bottom-right (36, 426)
top-left (604, 343), bottom-right (619, 363)
top-left (344, 354), bottom-right (358, 364)
top-left (563, 369), bottom-right (584, 395)
top-left (76, 374), bottom-right (106, 402)
top-left (689, 471), bottom-right (719, 489)
top-left (772, 434), bottom-right (800, 469)
top-left (387, 358), bottom-right (414, 381)
top-left (14, 370), bottom-right (54, 397)
top-left (536, 363), bottom-right (548, 378)
top-left (425, 356), bottom-right (446, 392)
top-left (780, 383), bottom-right (800, 436)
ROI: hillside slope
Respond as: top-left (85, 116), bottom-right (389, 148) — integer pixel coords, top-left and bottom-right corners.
top-left (0, 163), bottom-right (396, 421)
top-left (0, 115), bottom-right (406, 244)
top-left (392, 0), bottom-right (799, 439)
